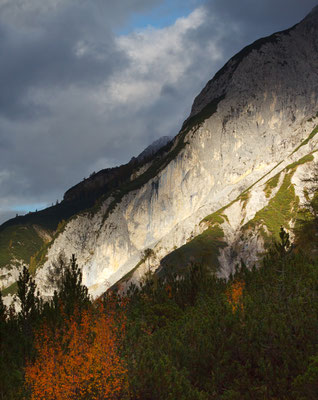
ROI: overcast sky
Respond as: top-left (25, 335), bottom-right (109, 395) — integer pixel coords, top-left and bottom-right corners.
top-left (0, 0), bottom-right (317, 224)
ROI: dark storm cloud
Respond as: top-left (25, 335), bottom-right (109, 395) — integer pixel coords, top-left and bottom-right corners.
top-left (0, 0), bottom-right (146, 119)
top-left (0, 0), bottom-right (317, 225)
top-left (0, 0), bottom-right (163, 222)
top-left (205, 0), bottom-right (317, 32)
top-left (171, 0), bottom-right (318, 131)
top-left (0, 29), bottom-right (121, 119)
top-left (189, 0), bottom-right (318, 67)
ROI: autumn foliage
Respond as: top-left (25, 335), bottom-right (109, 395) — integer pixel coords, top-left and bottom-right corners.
top-left (25, 301), bottom-right (128, 400)
top-left (226, 279), bottom-right (245, 312)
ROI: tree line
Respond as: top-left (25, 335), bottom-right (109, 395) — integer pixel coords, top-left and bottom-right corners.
top-left (1, 227), bottom-right (318, 399)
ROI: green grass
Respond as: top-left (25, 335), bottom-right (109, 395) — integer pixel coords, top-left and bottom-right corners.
top-left (203, 186), bottom-right (252, 226)
top-left (195, 150), bottom-right (315, 261)
top-left (0, 225), bottom-right (44, 269)
top-left (264, 173), bottom-right (281, 198)
top-left (291, 125), bottom-right (318, 155)
top-left (246, 149), bottom-right (315, 239)
top-left (161, 225), bottom-right (227, 275)
top-left (286, 153), bottom-right (314, 170)
top-left (244, 171), bottom-right (298, 241)
top-left (262, 152), bottom-right (314, 203)
top-left (1, 281), bottom-right (18, 296)
top-left (239, 190), bottom-right (250, 209)
top-left (203, 209), bottom-right (227, 225)
top-left (32, 218), bottom-right (69, 269)
top-left (243, 152), bottom-right (314, 242)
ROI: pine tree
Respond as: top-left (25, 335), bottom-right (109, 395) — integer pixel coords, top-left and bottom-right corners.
top-left (16, 266), bottom-right (39, 322)
top-left (274, 226), bottom-right (291, 256)
top-left (54, 254), bottom-right (90, 314)
top-left (0, 291), bottom-right (6, 400)
top-left (0, 291), bottom-right (6, 323)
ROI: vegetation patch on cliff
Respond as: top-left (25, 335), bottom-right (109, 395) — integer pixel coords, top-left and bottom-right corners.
top-left (244, 171), bottom-right (298, 242)
top-left (0, 225), bottom-right (44, 271)
top-left (160, 225), bottom-right (226, 275)
top-left (264, 172), bottom-right (281, 198)
top-left (286, 153), bottom-right (314, 170)
top-left (202, 209), bottom-right (228, 225)
top-left (244, 153), bottom-right (315, 243)
top-left (1, 281), bottom-right (18, 296)
top-left (182, 94), bottom-right (225, 132)
top-left (291, 124), bottom-right (318, 155)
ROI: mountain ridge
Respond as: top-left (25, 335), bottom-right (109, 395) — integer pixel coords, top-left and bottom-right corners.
top-left (1, 7), bottom-right (318, 301)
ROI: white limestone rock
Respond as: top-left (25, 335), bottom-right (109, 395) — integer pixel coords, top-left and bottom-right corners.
top-left (32, 9), bottom-right (318, 297)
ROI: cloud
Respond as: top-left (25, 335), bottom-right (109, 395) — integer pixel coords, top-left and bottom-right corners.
top-left (104, 8), bottom-right (221, 108)
top-left (205, 0), bottom-right (317, 31)
top-left (0, 0), bottom-right (128, 120)
top-left (200, 0), bottom-right (318, 59)
top-left (0, 0), bottom-right (316, 225)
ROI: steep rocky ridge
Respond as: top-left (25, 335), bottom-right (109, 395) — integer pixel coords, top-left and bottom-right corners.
top-left (132, 136), bottom-right (172, 163)
top-left (0, 137), bottom-right (172, 292)
top-left (2, 7), bottom-right (318, 300)
top-left (63, 138), bottom-right (172, 203)
top-left (34, 7), bottom-right (318, 298)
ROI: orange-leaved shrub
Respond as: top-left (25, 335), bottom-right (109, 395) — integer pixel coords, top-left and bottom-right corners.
top-left (226, 279), bottom-right (245, 313)
top-left (25, 300), bottom-right (128, 400)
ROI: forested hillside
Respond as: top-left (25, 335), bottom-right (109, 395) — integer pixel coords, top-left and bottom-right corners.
top-left (1, 221), bottom-right (318, 399)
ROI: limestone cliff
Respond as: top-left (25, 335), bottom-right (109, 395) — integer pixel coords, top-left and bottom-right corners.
top-left (33, 7), bottom-right (318, 298)
top-left (2, 7), bottom-right (318, 301)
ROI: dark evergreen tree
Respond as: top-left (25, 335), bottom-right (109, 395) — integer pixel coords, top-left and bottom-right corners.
top-left (0, 291), bottom-right (6, 400)
top-left (275, 226), bottom-right (291, 256)
top-left (0, 291), bottom-right (6, 324)
top-left (54, 254), bottom-right (90, 314)
top-left (16, 266), bottom-right (39, 322)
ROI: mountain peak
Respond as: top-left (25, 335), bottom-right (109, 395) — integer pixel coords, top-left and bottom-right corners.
top-left (301, 4), bottom-right (318, 25)
top-left (187, 7), bottom-right (318, 122)
top-left (135, 136), bottom-right (172, 162)
top-left (308, 4), bottom-right (318, 17)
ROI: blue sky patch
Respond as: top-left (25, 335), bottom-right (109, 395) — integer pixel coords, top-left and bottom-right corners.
top-left (117, 0), bottom-right (202, 34)
top-left (12, 203), bottom-right (48, 214)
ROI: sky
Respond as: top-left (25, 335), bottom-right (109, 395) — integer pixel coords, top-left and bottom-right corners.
top-left (0, 0), bottom-right (317, 224)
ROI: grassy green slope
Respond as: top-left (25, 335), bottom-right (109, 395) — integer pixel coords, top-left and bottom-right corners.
top-left (160, 150), bottom-right (316, 276)
top-left (244, 153), bottom-right (315, 243)
top-left (160, 225), bottom-right (227, 275)
top-left (0, 225), bottom-right (44, 269)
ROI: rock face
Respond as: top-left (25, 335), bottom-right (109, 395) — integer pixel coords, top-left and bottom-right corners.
top-left (9, 8), bottom-right (318, 298)
top-left (62, 136), bottom-right (172, 204)
top-left (134, 136), bottom-right (172, 162)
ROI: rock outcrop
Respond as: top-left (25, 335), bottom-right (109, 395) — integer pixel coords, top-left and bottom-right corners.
top-left (2, 7), bottom-right (318, 300)
top-left (33, 8), bottom-right (318, 298)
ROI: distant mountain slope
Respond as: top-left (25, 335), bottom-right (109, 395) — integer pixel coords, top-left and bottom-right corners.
top-left (0, 137), bottom-right (172, 292)
top-left (2, 7), bottom-right (318, 300)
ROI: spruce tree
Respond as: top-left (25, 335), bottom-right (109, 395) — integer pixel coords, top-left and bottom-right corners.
top-left (274, 226), bottom-right (291, 256)
top-left (54, 254), bottom-right (90, 314)
top-left (16, 266), bottom-right (39, 322)
top-left (0, 291), bottom-right (6, 324)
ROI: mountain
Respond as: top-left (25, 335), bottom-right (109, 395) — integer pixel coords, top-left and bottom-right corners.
top-left (0, 137), bottom-right (172, 294)
top-left (133, 136), bottom-right (172, 162)
top-left (1, 7), bottom-right (318, 302)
